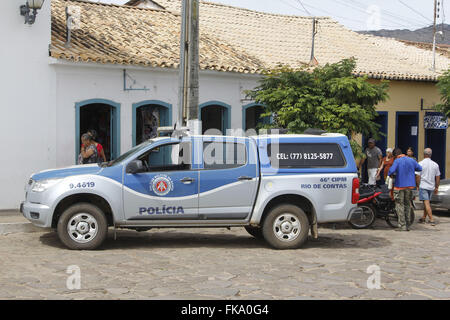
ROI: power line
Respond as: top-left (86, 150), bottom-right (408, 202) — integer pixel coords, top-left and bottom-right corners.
top-left (398, 0), bottom-right (434, 24)
top-left (334, 0), bottom-right (429, 29)
top-left (296, 0), bottom-right (311, 16)
top-left (278, 0), bottom-right (309, 15)
top-left (281, 0), bottom-right (428, 30)
top-left (344, 0), bottom-right (431, 26)
top-left (290, 1), bottom-right (369, 25)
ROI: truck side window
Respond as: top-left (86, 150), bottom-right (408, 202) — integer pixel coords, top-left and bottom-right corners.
top-left (138, 142), bottom-right (191, 172)
top-left (267, 143), bottom-right (346, 168)
top-left (203, 142), bottom-right (247, 169)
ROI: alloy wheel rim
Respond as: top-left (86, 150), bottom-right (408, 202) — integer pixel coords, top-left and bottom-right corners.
top-left (273, 213), bottom-right (301, 242)
top-left (67, 213), bottom-right (98, 243)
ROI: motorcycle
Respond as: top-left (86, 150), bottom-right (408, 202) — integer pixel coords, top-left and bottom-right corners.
top-left (349, 183), bottom-right (416, 229)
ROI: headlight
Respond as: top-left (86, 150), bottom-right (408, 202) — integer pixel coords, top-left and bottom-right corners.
top-left (438, 185), bottom-right (450, 193)
top-left (31, 179), bottom-right (61, 192)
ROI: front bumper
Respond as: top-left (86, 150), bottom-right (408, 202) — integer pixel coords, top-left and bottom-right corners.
top-left (20, 201), bottom-right (52, 228)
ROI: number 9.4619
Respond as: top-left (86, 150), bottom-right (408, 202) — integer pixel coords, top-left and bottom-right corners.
top-left (69, 182), bottom-right (95, 189)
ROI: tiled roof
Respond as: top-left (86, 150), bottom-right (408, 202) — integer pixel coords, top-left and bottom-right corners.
top-left (51, 0), bottom-right (265, 73)
top-left (50, 0), bottom-right (450, 81)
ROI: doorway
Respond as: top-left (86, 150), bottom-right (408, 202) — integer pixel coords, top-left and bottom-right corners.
top-left (76, 99), bottom-right (120, 163)
top-left (363, 112), bottom-right (388, 156)
top-left (396, 112), bottom-right (419, 157)
top-left (200, 103), bottom-right (230, 135)
top-left (361, 112), bottom-right (388, 184)
top-left (425, 129), bottom-right (446, 179)
top-left (243, 104), bottom-right (270, 132)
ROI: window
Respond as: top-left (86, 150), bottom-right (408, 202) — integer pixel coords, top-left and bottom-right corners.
top-left (203, 142), bottom-right (247, 169)
top-left (267, 143), bottom-right (346, 168)
top-left (137, 142), bottom-right (191, 172)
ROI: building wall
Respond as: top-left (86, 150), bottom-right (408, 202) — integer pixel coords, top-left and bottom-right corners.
top-left (52, 62), bottom-right (261, 167)
top-left (1, 10), bottom-right (448, 211)
top-left (0, 1), bottom-right (56, 210)
top-left (364, 80), bottom-right (450, 178)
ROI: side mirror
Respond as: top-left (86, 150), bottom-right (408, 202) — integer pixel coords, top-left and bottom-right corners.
top-left (126, 160), bottom-right (145, 174)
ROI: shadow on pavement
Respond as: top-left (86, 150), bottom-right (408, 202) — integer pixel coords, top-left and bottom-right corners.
top-left (39, 228), bottom-right (391, 250)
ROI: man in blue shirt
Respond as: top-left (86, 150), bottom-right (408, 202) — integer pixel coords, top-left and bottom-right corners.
top-left (388, 148), bottom-right (422, 231)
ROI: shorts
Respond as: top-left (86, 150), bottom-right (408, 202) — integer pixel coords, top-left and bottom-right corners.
top-left (419, 188), bottom-right (434, 201)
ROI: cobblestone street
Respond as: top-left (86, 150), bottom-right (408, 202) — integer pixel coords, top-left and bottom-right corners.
top-left (0, 210), bottom-right (449, 300)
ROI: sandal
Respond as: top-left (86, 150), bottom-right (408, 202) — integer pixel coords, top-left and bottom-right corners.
top-left (418, 218), bottom-right (426, 223)
top-left (429, 220), bottom-right (436, 226)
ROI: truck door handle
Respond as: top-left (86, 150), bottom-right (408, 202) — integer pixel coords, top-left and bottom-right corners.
top-left (181, 177), bottom-right (195, 184)
top-left (238, 176), bottom-right (253, 181)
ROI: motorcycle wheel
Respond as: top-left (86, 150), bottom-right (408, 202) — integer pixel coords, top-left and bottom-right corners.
top-left (386, 207), bottom-right (415, 228)
top-left (348, 204), bottom-right (376, 229)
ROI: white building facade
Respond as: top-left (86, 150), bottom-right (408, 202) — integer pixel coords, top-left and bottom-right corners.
top-left (1, 0), bottom-right (449, 210)
top-left (0, 1), bottom-right (264, 210)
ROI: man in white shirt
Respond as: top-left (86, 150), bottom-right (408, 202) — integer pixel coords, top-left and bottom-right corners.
top-left (417, 148), bottom-right (441, 226)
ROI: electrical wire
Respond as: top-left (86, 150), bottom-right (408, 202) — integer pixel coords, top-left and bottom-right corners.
top-left (280, 0), bottom-right (427, 30)
top-left (278, 0), bottom-right (310, 15)
top-left (295, 0), bottom-right (312, 16)
top-left (397, 0), bottom-right (434, 24)
top-left (340, 0), bottom-right (430, 26)
top-left (334, 0), bottom-right (429, 29)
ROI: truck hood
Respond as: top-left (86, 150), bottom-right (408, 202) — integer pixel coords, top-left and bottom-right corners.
top-left (31, 164), bottom-right (103, 181)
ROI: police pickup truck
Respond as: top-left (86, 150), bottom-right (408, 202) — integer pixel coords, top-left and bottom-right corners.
top-left (21, 132), bottom-right (361, 250)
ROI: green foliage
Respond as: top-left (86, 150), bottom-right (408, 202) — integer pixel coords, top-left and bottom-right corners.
top-left (245, 58), bottom-right (389, 157)
top-left (436, 69), bottom-right (450, 118)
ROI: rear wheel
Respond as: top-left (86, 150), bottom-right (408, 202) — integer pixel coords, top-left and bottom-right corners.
top-left (244, 226), bottom-right (263, 239)
top-left (57, 203), bottom-right (108, 250)
top-left (386, 207), bottom-right (415, 228)
top-left (262, 204), bottom-right (309, 249)
top-left (348, 204), bottom-right (376, 229)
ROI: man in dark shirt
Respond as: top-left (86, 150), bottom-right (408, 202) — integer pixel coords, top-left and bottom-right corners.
top-left (388, 148), bottom-right (422, 231)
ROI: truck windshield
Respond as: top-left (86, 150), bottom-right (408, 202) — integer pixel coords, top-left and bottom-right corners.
top-left (103, 140), bottom-right (154, 167)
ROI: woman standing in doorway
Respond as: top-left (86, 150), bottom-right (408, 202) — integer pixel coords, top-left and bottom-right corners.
top-left (88, 129), bottom-right (107, 163)
top-left (78, 133), bottom-right (98, 164)
top-left (407, 147), bottom-right (417, 162)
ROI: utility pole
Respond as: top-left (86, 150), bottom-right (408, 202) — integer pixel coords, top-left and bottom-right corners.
top-left (432, 0), bottom-right (439, 72)
top-left (178, 0), bottom-right (200, 133)
top-left (309, 17), bottom-right (318, 66)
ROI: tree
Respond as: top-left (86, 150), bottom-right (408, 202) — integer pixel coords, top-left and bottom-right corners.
top-left (436, 69), bottom-right (450, 118)
top-left (246, 58), bottom-right (389, 157)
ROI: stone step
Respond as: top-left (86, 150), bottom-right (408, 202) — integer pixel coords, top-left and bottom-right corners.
top-left (0, 210), bottom-right (42, 235)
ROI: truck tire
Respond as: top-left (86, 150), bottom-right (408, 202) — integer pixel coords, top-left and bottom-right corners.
top-left (244, 226), bottom-right (263, 239)
top-left (262, 204), bottom-right (309, 249)
top-left (57, 203), bottom-right (108, 250)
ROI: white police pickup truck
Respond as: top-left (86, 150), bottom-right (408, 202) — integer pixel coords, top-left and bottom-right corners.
top-left (21, 133), bottom-right (361, 250)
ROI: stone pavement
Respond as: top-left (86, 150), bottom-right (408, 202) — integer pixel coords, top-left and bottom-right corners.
top-left (0, 210), bottom-right (449, 300)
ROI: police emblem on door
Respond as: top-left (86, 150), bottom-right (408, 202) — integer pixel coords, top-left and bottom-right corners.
top-left (150, 174), bottom-right (174, 196)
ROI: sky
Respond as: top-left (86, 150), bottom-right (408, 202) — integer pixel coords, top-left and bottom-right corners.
top-left (98, 0), bottom-right (449, 31)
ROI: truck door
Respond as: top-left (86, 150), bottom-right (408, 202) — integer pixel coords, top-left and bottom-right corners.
top-left (198, 137), bottom-right (259, 220)
top-left (122, 140), bottom-right (199, 220)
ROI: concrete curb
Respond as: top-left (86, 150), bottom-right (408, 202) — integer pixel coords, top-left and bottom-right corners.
top-left (0, 222), bottom-right (42, 235)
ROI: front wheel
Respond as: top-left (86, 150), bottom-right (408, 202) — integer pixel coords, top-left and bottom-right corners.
top-left (348, 204), bottom-right (376, 229)
top-left (262, 204), bottom-right (309, 249)
top-left (57, 203), bottom-right (108, 250)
